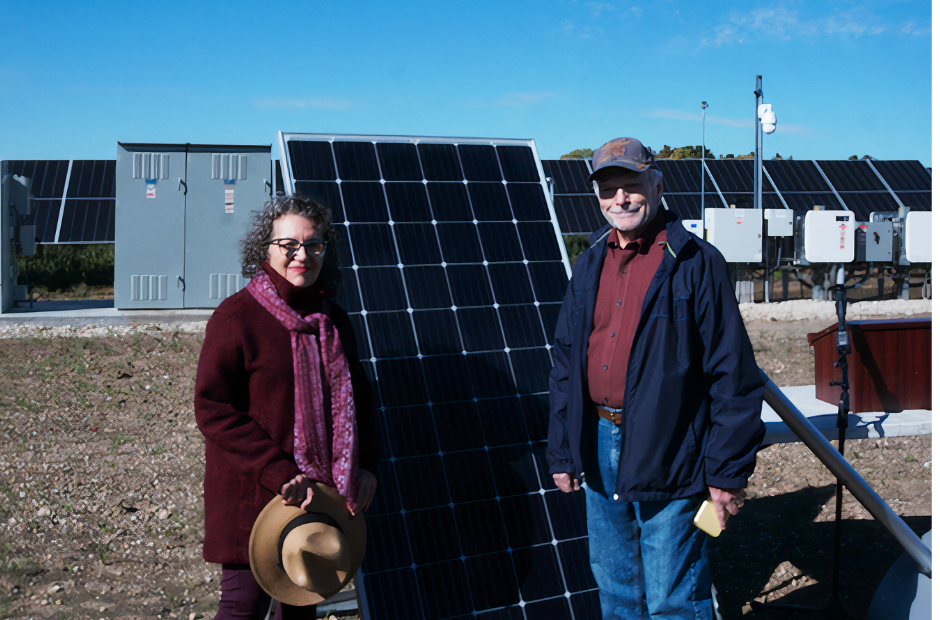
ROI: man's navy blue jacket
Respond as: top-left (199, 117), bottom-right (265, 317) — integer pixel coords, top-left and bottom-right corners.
top-left (547, 209), bottom-right (766, 501)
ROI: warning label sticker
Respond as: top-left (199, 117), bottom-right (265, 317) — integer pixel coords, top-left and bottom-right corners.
top-left (146, 179), bottom-right (156, 199)
top-left (224, 181), bottom-right (235, 213)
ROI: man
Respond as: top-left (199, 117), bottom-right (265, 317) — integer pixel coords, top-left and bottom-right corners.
top-left (547, 137), bottom-right (765, 619)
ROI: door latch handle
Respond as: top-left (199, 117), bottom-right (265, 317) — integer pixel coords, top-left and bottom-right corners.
top-left (177, 275), bottom-right (185, 291)
top-left (264, 179), bottom-right (272, 193)
top-left (178, 178), bottom-right (187, 194)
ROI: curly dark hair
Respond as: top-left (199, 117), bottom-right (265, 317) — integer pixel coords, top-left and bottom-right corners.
top-left (239, 195), bottom-right (340, 294)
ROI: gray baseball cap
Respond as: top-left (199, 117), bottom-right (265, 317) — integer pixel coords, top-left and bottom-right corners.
top-left (587, 137), bottom-right (657, 183)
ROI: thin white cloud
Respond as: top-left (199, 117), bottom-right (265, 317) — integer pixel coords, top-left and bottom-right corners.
top-left (253, 97), bottom-right (353, 110)
top-left (901, 20), bottom-right (931, 36)
top-left (644, 108), bottom-right (812, 135)
top-left (644, 108), bottom-right (751, 128)
top-left (557, 2), bottom-right (642, 40)
top-left (701, 4), bottom-right (925, 47)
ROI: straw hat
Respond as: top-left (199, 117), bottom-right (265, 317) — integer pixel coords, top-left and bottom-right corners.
top-left (249, 483), bottom-right (367, 606)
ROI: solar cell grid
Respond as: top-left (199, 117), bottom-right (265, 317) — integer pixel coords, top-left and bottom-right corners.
top-left (896, 192), bottom-right (931, 210)
top-left (540, 159), bottom-right (599, 235)
top-left (67, 160), bottom-right (116, 198)
top-left (763, 160), bottom-right (830, 192)
top-left (705, 159), bottom-right (774, 194)
top-left (872, 160), bottom-right (932, 192)
top-left (662, 193), bottom-right (723, 219)
top-left (656, 159), bottom-right (718, 193)
top-left (541, 159), bottom-right (591, 195)
top-left (815, 160), bottom-right (885, 192)
top-left (3, 160), bottom-right (116, 243)
top-left (279, 134), bottom-right (587, 619)
top-left (839, 193), bottom-right (900, 221)
top-left (777, 192), bottom-right (842, 216)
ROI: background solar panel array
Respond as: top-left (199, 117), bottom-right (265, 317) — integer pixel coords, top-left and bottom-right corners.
top-left (541, 159), bottom-right (605, 235)
top-left (0, 160), bottom-right (116, 243)
top-left (280, 134), bottom-right (596, 620)
top-left (547, 158), bottom-right (931, 235)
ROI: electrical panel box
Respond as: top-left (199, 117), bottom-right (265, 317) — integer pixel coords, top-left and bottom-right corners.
top-left (904, 212), bottom-right (931, 263)
top-left (682, 219), bottom-right (703, 239)
top-left (803, 211), bottom-right (855, 263)
top-left (18, 225), bottom-right (36, 256)
top-left (855, 222), bottom-right (893, 263)
top-left (115, 143), bottom-right (271, 310)
top-left (703, 208), bottom-right (762, 263)
top-left (764, 209), bottom-right (793, 237)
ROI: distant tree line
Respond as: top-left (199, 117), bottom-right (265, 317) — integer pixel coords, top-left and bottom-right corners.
top-left (562, 147), bottom-right (873, 162)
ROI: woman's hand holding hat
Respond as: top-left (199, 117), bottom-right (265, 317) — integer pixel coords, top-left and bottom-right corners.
top-left (281, 474), bottom-right (316, 509)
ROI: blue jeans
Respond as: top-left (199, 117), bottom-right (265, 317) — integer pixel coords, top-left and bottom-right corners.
top-left (583, 417), bottom-right (713, 619)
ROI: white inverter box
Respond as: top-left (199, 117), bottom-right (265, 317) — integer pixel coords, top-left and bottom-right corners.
top-left (703, 208), bottom-right (762, 263)
top-left (682, 219), bottom-right (703, 239)
top-left (905, 211), bottom-right (932, 263)
top-left (764, 209), bottom-right (793, 237)
top-left (803, 211), bottom-right (855, 263)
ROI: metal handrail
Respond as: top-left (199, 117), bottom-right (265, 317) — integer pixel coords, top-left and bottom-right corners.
top-left (761, 371), bottom-right (932, 577)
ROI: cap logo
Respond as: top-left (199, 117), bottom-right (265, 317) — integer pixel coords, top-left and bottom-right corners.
top-left (611, 146), bottom-right (625, 157)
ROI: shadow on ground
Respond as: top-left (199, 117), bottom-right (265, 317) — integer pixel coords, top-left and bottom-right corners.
top-left (711, 484), bottom-right (931, 619)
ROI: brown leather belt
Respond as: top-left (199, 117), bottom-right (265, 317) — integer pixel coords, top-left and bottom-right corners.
top-left (596, 405), bottom-right (622, 426)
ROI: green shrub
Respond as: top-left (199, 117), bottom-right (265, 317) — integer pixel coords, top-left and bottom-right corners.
top-left (564, 235), bottom-right (591, 266)
top-left (16, 244), bottom-right (114, 289)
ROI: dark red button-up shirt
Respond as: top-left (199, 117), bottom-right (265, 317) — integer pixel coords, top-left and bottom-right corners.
top-left (587, 212), bottom-right (668, 409)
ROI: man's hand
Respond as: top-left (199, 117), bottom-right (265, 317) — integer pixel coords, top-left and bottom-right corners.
top-left (553, 472), bottom-right (581, 493)
top-left (281, 474), bottom-right (316, 509)
top-left (708, 486), bottom-right (746, 530)
top-left (353, 470), bottom-right (378, 515)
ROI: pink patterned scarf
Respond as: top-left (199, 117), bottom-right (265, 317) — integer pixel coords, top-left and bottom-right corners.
top-left (246, 269), bottom-right (359, 511)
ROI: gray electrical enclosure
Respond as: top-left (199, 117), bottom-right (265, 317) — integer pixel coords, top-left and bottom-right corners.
top-left (1, 172), bottom-right (33, 313)
top-left (855, 222), bottom-right (893, 263)
top-left (115, 143), bottom-right (271, 310)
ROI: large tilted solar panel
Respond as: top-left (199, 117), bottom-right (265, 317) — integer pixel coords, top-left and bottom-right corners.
top-left (541, 159), bottom-right (605, 235)
top-left (762, 160), bottom-right (844, 217)
top-left (870, 161), bottom-right (932, 211)
top-left (2, 160), bottom-right (116, 243)
top-left (279, 133), bottom-right (599, 620)
top-left (814, 160), bottom-right (898, 221)
top-left (656, 159), bottom-right (724, 220)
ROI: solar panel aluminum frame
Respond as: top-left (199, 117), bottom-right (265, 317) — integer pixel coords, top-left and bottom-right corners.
top-left (278, 132), bottom-right (572, 279)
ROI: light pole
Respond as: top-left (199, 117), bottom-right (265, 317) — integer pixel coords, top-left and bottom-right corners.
top-left (701, 100), bottom-right (708, 224)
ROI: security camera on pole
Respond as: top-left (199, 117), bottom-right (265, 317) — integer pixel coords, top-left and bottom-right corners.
top-left (754, 75), bottom-right (777, 302)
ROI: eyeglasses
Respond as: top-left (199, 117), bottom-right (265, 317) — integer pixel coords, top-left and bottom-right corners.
top-left (596, 184), bottom-right (646, 200)
top-left (267, 237), bottom-right (329, 259)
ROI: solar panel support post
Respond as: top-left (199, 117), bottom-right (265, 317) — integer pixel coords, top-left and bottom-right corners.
top-left (754, 76), bottom-right (769, 302)
top-left (754, 76), bottom-right (763, 213)
top-left (701, 100), bottom-right (708, 225)
top-left (0, 166), bottom-right (10, 313)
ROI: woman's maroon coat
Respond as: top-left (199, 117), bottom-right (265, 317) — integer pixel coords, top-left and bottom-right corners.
top-left (194, 265), bottom-right (380, 564)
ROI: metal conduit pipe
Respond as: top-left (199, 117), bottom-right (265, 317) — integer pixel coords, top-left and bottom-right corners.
top-left (760, 371), bottom-right (932, 578)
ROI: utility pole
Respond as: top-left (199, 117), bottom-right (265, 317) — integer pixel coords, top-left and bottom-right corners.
top-left (701, 100), bottom-right (708, 224)
top-left (754, 75), bottom-right (763, 212)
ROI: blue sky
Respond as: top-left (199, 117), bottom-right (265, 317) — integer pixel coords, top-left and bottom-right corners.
top-left (0, 1), bottom-right (931, 165)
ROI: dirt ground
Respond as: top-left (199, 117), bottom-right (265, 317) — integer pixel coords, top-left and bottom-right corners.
top-left (0, 310), bottom-right (931, 620)
top-left (24, 285), bottom-right (114, 303)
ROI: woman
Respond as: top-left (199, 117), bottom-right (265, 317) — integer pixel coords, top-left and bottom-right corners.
top-left (195, 195), bottom-right (380, 619)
